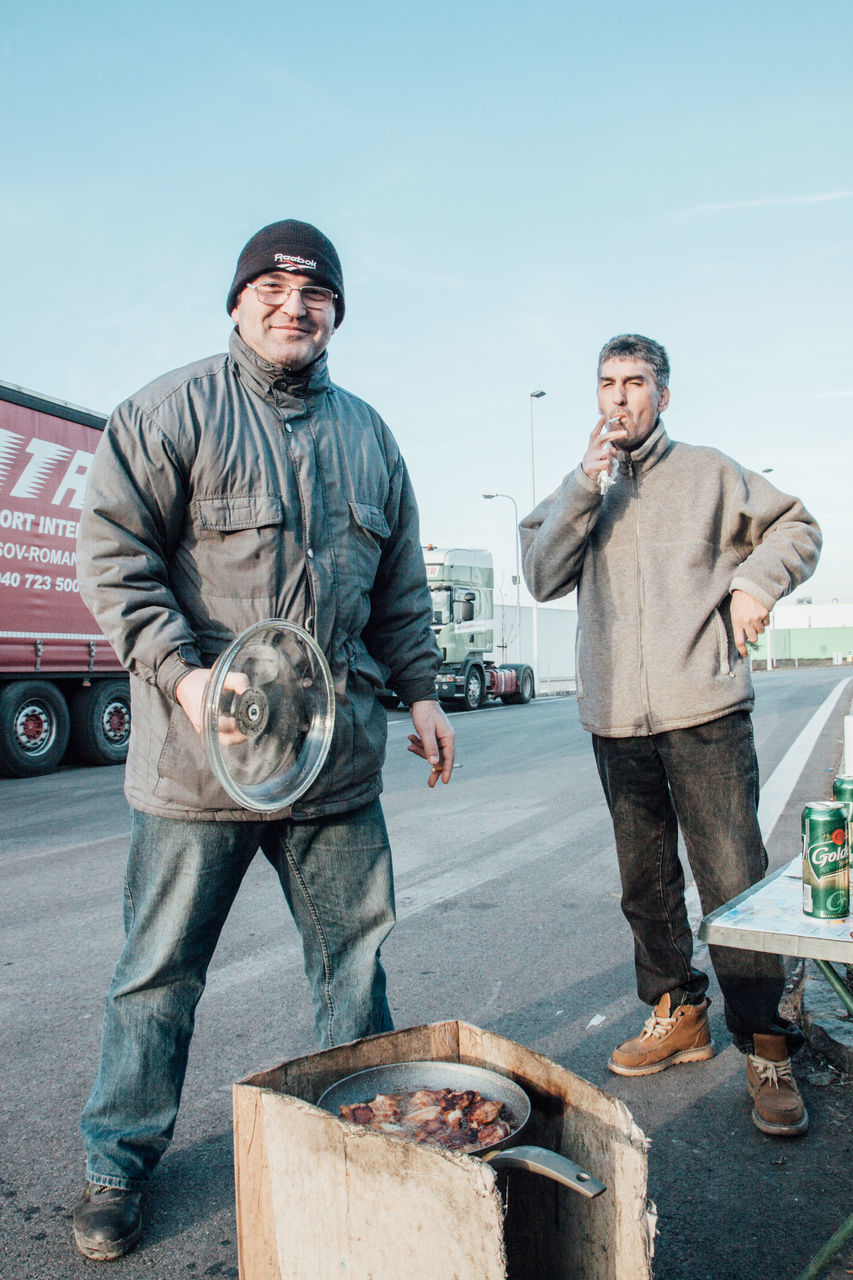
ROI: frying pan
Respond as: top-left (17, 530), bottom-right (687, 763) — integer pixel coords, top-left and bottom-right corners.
top-left (316, 1060), bottom-right (605, 1198)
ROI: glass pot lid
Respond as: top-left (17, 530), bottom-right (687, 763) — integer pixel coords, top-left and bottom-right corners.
top-left (200, 619), bottom-right (335, 812)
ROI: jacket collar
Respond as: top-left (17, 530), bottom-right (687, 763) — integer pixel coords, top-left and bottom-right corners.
top-left (617, 420), bottom-right (672, 474)
top-left (229, 328), bottom-right (332, 405)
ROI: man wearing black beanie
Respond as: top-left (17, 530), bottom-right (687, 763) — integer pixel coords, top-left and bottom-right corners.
top-left (226, 219), bottom-right (346, 327)
top-left (73, 219), bottom-right (454, 1260)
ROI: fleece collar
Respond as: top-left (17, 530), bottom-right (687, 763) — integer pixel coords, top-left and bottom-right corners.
top-left (616, 421), bottom-right (673, 475)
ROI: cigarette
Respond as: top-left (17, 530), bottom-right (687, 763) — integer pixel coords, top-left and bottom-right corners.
top-left (599, 416), bottom-right (623, 493)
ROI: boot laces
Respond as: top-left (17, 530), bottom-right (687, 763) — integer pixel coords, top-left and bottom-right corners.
top-left (749, 1053), bottom-right (794, 1088)
top-left (641, 1011), bottom-right (677, 1041)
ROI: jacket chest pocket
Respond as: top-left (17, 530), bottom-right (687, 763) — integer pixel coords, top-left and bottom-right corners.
top-left (192, 495), bottom-right (286, 598)
top-left (346, 500), bottom-right (391, 589)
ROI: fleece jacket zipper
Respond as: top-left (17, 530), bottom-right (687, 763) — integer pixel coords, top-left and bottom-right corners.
top-left (629, 457), bottom-right (654, 733)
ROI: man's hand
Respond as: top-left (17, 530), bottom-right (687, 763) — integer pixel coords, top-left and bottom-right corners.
top-left (407, 700), bottom-right (455, 787)
top-left (176, 667), bottom-right (250, 744)
top-left (730, 589), bottom-right (771, 658)
top-left (581, 415), bottom-right (628, 481)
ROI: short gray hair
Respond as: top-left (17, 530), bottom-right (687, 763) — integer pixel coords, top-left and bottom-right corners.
top-left (597, 334), bottom-right (670, 391)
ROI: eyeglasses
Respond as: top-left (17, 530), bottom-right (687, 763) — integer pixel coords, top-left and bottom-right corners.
top-left (246, 281), bottom-right (337, 310)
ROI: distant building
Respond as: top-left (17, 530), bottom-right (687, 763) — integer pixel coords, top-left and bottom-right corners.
top-left (751, 599), bottom-right (853, 669)
top-left (494, 601), bottom-right (577, 693)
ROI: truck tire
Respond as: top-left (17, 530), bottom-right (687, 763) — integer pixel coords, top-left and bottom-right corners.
top-left (502, 665), bottom-right (535, 705)
top-left (462, 665), bottom-right (485, 711)
top-left (0, 680), bottom-right (71, 777)
top-left (69, 680), bottom-right (132, 765)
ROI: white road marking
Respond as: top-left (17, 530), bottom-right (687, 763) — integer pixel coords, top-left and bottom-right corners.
top-left (757, 677), bottom-right (852, 840)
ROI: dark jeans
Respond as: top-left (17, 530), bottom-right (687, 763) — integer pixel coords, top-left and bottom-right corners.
top-left (81, 800), bottom-right (395, 1190)
top-left (592, 712), bottom-right (803, 1055)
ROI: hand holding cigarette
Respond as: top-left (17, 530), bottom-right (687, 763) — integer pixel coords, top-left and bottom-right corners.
top-left (581, 415), bottom-right (628, 493)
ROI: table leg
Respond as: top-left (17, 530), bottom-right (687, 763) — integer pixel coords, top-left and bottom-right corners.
top-left (813, 959), bottom-right (853, 1017)
top-left (795, 1210), bottom-right (853, 1280)
top-left (793, 959), bottom-right (853, 1278)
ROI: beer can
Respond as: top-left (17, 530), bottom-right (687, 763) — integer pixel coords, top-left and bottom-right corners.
top-left (834, 776), bottom-right (853, 849)
top-left (833, 776), bottom-right (853, 805)
top-left (802, 801), bottom-right (849, 919)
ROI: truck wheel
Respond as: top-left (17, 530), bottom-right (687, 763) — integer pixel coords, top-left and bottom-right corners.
top-left (515, 667), bottom-right (535, 704)
top-left (69, 680), bottom-right (131, 765)
top-left (0, 680), bottom-right (71, 777)
top-left (503, 666), bottom-right (535, 705)
top-left (462, 666), bottom-right (485, 711)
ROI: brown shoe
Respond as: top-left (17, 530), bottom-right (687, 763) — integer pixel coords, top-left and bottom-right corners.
top-left (747, 1034), bottom-right (809, 1137)
top-left (608, 993), bottom-right (715, 1076)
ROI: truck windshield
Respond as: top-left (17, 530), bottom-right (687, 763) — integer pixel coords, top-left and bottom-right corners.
top-left (430, 587), bottom-right (451, 625)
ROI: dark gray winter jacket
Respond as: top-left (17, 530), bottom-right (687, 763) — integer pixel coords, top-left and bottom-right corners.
top-left (77, 330), bottom-right (440, 819)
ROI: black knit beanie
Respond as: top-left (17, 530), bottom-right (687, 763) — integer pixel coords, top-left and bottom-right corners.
top-left (227, 220), bottom-right (345, 326)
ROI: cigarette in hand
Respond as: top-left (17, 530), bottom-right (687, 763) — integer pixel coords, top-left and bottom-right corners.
top-left (598, 418), bottom-right (622, 494)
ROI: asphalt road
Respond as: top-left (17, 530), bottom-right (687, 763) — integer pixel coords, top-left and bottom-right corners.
top-left (2, 667), bottom-right (852, 1280)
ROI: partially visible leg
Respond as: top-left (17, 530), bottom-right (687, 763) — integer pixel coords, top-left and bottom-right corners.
top-left (592, 733), bottom-right (708, 1007)
top-left (262, 799), bottom-right (395, 1048)
top-left (593, 734), bottom-right (714, 1076)
top-left (659, 713), bottom-right (801, 1052)
top-left (660, 713), bottom-right (807, 1137)
top-left (80, 812), bottom-right (261, 1191)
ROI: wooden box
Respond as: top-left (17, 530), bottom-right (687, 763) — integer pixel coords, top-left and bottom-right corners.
top-left (233, 1020), bottom-right (654, 1280)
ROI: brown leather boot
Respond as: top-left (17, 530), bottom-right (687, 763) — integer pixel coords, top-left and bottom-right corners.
top-left (608, 993), bottom-right (715, 1076)
top-left (746, 1034), bottom-right (809, 1137)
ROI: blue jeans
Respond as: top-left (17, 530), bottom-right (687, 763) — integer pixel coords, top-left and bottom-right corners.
top-left (81, 800), bottom-right (395, 1190)
top-left (592, 712), bottom-right (803, 1055)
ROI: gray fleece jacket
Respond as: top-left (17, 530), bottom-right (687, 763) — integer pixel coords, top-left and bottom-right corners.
top-left (77, 330), bottom-right (441, 820)
top-left (520, 423), bottom-right (821, 737)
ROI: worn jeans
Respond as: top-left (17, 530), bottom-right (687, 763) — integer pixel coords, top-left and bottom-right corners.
top-left (81, 800), bottom-right (395, 1190)
top-left (592, 712), bottom-right (803, 1055)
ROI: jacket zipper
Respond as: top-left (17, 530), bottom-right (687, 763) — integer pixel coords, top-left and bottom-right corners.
top-left (281, 410), bottom-right (320, 639)
top-left (630, 458), bottom-right (653, 732)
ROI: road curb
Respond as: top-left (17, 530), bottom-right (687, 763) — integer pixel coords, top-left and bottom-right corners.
top-left (800, 960), bottom-right (853, 1075)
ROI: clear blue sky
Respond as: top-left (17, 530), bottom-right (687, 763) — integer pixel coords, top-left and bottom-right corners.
top-left (2, 0), bottom-right (851, 603)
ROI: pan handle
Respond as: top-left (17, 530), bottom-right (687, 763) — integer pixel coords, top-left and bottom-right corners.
top-left (482, 1145), bottom-right (605, 1199)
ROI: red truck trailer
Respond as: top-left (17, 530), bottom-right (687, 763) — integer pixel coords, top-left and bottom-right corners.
top-left (0, 379), bottom-right (130, 777)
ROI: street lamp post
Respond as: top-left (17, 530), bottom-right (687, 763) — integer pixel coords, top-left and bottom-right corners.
top-left (529, 390), bottom-right (545, 508)
top-left (761, 468), bottom-right (774, 668)
top-left (482, 492), bottom-right (521, 663)
top-left (529, 390), bottom-right (546, 691)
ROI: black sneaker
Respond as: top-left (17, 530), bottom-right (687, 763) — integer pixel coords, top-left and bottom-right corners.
top-left (73, 1182), bottom-right (143, 1260)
